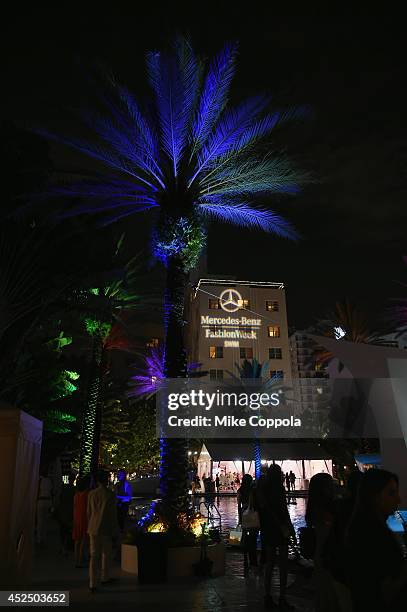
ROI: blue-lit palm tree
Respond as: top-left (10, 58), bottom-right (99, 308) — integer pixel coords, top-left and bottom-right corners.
top-left (233, 359), bottom-right (273, 479)
top-left (39, 39), bottom-right (308, 518)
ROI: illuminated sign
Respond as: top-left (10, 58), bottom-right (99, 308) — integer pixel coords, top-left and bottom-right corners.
top-left (219, 289), bottom-right (243, 312)
top-left (201, 289), bottom-right (262, 345)
top-left (201, 316), bottom-right (261, 326)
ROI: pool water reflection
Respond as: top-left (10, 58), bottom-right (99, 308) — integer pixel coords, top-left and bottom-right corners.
top-left (129, 494), bottom-right (307, 546)
top-left (193, 495), bottom-right (306, 540)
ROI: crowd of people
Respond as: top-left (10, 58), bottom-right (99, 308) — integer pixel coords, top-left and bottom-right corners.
top-left (35, 462), bottom-right (407, 607)
top-left (237, 465), bottom-right (407, 611)
top-left (194, 469), bottom-right (297, 494)
top-left (306, 468), bottom-right (407, 611)
top-left (192, 472), bottom-right (242, 493)
top-left (35, 467), bottom-right (133, 592)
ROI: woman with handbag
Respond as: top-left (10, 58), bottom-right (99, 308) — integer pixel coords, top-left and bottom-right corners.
top-left (259, 464), bottom-right (296, 611)
top-left (237, 474), bottom-right (259, 571)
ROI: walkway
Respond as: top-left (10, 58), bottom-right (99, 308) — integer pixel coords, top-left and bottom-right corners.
top-left (31, 518), bottom-right (315, 611)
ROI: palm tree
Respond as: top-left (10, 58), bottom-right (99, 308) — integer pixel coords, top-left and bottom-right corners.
top-left (37, 38), bottom-right (308, 517)
top-left (231, 359), bottom-right (285, 479)
top-left (311, 300), bottom-right (388, 441)
top-left (128, 344), bottom-right (201, 396)
top-left (74, 252), bottom-right (141, 477)
top-left (0, 222), bottom-right (50, 399)
top-left (235, 359), bottom-right (270, 479)
top-left (313, 299), bottom-right (386, 368)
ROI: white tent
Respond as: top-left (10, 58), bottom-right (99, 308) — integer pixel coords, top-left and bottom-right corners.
top-left (0, 408), bottom-right (43, 587)
top-left (306, 334), bottom-right (407, 505)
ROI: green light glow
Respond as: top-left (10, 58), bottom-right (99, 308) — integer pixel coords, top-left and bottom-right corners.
top-left (50, 369), bottom-right (80, 400)
top-left (65, 369), bottom-right (80, 380)
top-left (84, 317), bottom-right (112, 340)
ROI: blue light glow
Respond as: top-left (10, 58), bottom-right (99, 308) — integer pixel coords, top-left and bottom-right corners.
top-left (40, 38), bottom-right (306, 236)
top-left (129, 345), bottom-right (200, 397)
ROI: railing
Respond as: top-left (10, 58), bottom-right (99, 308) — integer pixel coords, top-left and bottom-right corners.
top-left (199, 499), bottom-right (222, 531)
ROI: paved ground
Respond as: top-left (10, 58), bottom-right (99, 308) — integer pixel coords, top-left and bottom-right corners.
top-left (31, 522), bottom-right (316, 611)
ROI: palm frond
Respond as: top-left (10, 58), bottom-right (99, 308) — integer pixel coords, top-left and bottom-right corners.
top-left (80, 110), bottom-right (164, 187)
top-left (189, 96), bottom-right (270, 184)
top-left (77, 64), bottom-right (160, 175)
top-left (36, 39), bottom-right (309, 242)
top-left (50, 179), bottom-right (158, 219)
top-left (193, 104), bottom-right (308, 186)
top-left (190, 42), bottom-right (238, 156)
top-left (200, 155), bottom-right (303, 196)
top-left (113, 82), bottom-right (159, 161)
top-left (198, 198), bottom-right (298, 238)
top-left (147, 38), bottom-right (199, 177)
top-left (0, 226), bottom-right (45, 340)
top-left (34, 128), bottom-right (158, 191)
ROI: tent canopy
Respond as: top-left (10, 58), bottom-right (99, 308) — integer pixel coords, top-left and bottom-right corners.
top-left (201, 440), bottom-right (331, 461)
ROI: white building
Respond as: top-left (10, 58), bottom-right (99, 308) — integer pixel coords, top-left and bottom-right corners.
top-left (289, 332), bottom-right (330, 416)
top-left (187, 278), bottom-right (292, 381)
top-left (375, 331), bottom-right (407, 350)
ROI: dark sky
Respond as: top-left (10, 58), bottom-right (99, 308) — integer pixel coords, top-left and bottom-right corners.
top-left (4, 8), bottom-right (406, 328)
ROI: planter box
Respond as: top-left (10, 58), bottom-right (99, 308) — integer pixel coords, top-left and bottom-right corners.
top-left (121, 542), bottom-right (225, 578)
top-left (121, 543), bottom-right (138, 574)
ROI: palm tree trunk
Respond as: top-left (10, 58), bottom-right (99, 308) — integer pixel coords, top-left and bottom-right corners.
top-left (253, 437), bottom-right (261, 479)
top-left (79, 333), bottom-right (104, 477)
top-left (91, 346), bottom-right (108, 475)
top-left (160, 255), bottom-right (189, 520)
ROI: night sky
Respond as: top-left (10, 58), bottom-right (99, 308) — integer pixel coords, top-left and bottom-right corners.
top-left (4, 8), bottom-right (406, 328)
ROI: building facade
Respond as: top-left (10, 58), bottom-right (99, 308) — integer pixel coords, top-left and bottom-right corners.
top-left (289, 332), bottom-right (330, 417)
top-left (187, 278), bottom-right (292, 381)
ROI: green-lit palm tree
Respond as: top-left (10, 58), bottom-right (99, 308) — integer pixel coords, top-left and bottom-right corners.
top-left (73, 247), bottom-right (141, 477)
top-left (38, 38), bottom-right (309, 517)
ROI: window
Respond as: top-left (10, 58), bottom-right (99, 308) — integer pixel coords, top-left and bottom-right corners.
top-left (269, 347), bottom-right (282, 359)
top-left (209, 346), bottom-right (223, 359)
top-left (209, 299), bottom-right (220, 309)
top-left (146, 338), bottom-right (159, 348)
top-left (210, 369), bottom-right (224, 381)
top-left (315, 362), bottom-right (323, 372)
top-left (239, 298), bottom-right (250, 310)
top-left (270, 370), bottom-right (284, 379)
top-left (266, 300), bottom-right (279, 312)
top-left (267, 325), bottom-right (280, 338)
top-left (240, 347), bottom-right (253, 359)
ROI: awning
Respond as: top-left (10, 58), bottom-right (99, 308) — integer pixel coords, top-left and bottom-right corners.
top-left (201, 440), bottom-right (331, 461)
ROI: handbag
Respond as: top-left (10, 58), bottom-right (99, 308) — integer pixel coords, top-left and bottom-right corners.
top-left (241, 492), bottom-right (260, 530)
top-left (298, 525), bottom-right (316, 559)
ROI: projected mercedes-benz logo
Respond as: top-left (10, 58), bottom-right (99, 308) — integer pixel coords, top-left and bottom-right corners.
top-left (219, 289), bottom-right (243, 312)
